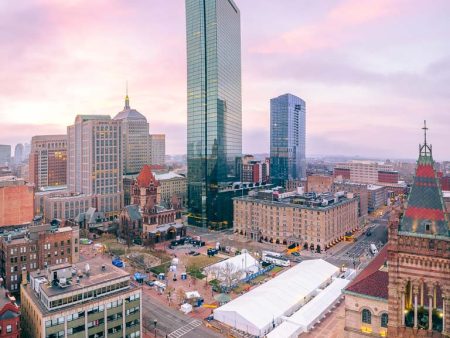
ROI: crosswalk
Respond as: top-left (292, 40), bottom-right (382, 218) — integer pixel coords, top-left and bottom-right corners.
top-left (168, 320), bottom-right (203, 338)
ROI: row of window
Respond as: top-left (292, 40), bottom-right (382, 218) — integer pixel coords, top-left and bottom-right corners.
top-left (362, 309), bottom-right (388, 327)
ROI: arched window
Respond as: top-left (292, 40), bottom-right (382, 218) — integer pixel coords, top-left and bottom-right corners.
top-left (362, 309), bottom-right (372, 324)
top-left (381, 313), bottom-right (388, 328)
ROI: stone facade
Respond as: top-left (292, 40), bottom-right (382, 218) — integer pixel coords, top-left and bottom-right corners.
top-left (345, 293), bottom-right (388, 337)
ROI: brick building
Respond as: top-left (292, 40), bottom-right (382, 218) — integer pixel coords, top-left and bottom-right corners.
top-left (0, 290), bottom-right (20, 338)
top-left (306, 174), bottom-right (333, 194)
top-left (0, 176), bottom-right (34, 227)
top-left (333, 181), bottom-right (369, 220)
top-left (0, 224), bottom-right (79, 293)
top-left (378, 170), bottom-right (399, 184)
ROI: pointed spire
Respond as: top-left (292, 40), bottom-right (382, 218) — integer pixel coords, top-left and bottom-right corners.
top-left (419, 120), bottom-right (432, 161)
top-left (124, 81), bottom-right (130, 109)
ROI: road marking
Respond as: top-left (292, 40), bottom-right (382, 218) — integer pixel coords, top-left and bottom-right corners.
top-left (168, 320), bottom-right (202, 338)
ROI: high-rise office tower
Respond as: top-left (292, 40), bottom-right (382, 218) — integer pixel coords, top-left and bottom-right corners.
top-left (149, 134), bottom-right (166, 166)
top-left (186, 0), bottom-right (242, 227)
top-left (29, 135), bottom-right (67, 190)
top-left (270, 94), bottom-right (306, 186)
top-left (0, 145), bottom-right (11, 166)
top-left (14, 143), bottom-right (24, 164)
top-left (67, 115), bottom-right (123, 215)
top-left (114, 91), bottom-right (150, 174)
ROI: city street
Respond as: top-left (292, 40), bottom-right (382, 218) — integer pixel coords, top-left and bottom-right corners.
top-left (141, 291), bottom-right (223, 338)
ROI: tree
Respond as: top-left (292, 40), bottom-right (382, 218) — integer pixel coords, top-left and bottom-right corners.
top-left (219, 262), bottom-right (242, 290)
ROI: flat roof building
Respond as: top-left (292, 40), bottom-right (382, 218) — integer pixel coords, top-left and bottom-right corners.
top-left (233, 190), bottom-right (359, 251)
top-left (21, 257), bottom-right (142, 338)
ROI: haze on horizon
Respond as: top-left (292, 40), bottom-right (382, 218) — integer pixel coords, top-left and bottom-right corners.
top-left (1, 0), bottom-right (449, 160)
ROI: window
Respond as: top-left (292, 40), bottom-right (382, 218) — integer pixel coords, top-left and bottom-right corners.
top-left (6, 324), bottom-right (12, 333)
top-left (381, 313), bottom-right (388, 328)
top-left (362, 309), bottom-right (372, 324)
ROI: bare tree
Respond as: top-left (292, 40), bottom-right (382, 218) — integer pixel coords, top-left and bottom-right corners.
top-left (219, 262), bottom-right (243, 290)
top-left (176, 288), bottom-right (185, 305)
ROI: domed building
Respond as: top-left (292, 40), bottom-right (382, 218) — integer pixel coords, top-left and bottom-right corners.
top-left (113, 91), bottom-right (150, 174)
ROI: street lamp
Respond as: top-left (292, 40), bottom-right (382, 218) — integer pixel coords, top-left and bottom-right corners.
top-left (153, 319), bottom-right (158, 337)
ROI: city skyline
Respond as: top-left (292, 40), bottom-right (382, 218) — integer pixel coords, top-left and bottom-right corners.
top-left (1, 0), bottom-right (450, 160)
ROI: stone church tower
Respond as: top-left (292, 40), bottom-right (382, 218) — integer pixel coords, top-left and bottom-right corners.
top-left (388, 123), bottom-right (450, 337)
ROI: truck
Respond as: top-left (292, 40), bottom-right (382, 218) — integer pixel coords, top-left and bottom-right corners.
top-left (370, 244), bottom-right (378, 255)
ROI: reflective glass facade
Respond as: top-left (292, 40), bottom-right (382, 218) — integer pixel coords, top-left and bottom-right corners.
top-left (270, 94), bottom-right (306, 186)
top-left (186, 0), bottom-right (242, 227)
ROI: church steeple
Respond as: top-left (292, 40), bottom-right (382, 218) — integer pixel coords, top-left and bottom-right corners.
top-left (124, 82), bottom-right (130, 109)
top-left (399, 121), bottom-right (449, 237)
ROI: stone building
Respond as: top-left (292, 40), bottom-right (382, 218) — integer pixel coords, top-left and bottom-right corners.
top-left (20, 258), bottom-right (142, 338)
top-left (233, 190), bottom-right (359, 252)
top-left (387, 133), bottom-right (449, 337)
top-left (118, 205), bottom-right (142, 245)
top-left (343, 125), bottom-right (450, 337)
top-left (344, 246), bottom-right (389, 337)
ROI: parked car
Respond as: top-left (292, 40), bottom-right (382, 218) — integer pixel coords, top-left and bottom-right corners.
top-left (188, 251), bottom-right (196, 255)
top-left (291, 252), bottom-right (300, 257)
top-left (192, 252), bottom-right (200, 256)
top-left (146, 280), bottom-right (155, 286)
top-left (205, 315), bottom-right (214, 322)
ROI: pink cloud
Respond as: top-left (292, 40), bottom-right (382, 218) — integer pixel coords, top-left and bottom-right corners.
top-left (253, 0), bottom-right (405, 54)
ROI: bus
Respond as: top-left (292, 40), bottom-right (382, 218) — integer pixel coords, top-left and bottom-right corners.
top-left (262, 251), bottom-right (290, 267)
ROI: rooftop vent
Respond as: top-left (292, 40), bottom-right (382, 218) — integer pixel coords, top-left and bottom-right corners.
top-left (101, 264), bottom-right (106, 271)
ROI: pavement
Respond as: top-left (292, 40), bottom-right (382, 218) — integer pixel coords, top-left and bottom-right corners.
top-left (301, 300), bottom-right (346, 338)
top-left (141, 290), bottom-right (223, 338)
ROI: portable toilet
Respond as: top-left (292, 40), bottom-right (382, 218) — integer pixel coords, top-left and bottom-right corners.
top-left (158, 273), bottom-right (165, 280)
top-left (181, 273), bottom-right (187, 280)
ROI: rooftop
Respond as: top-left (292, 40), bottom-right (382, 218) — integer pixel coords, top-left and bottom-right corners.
top-left (344, 245), bottom-right (389, 300)
top-left (29, 257), bottom-right (130, 301)
top-left (235, 191), bottom-right (357, 211)
top-left (154, 172), bottom-right (185, 181)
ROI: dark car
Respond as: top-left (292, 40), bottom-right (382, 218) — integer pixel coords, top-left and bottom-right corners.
top-left (146, 280), bottom-right (155, 286)
top-left (205, 315), bottom-right (214, 322)
top-left (193, 252), bottom-right (200, 256)
top-left (291, 252), bottom-right (300, 257)
top-left (188, 251), bottom-right (196, 255)
top-left (366, 231), bottom-right (372, 236)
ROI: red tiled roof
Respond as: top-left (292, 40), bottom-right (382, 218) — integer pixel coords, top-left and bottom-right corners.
top-left (405, 207), bottom-right (445, 221)
top-left (346, 270), bottom-right (389, 300)
top-left (345, 245), bottom-right (389, 299)
top-left (415, 164), bottom-right (436, 178)
top-left (136, 165), bottom-right (158, 188)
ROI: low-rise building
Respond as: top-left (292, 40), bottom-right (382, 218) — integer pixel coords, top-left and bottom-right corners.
top-left (333, 181), bottom-right (369, 219)
top-left (154, 172), bottom-right (187, 206)
top-left (0, 288), bottom-right (20, 338)
top-left (20, 258), bottom-right (142, 338)
top-left (0, 176), bottom-right (34, 227)
top-left (307, 174), bottom-right (334, 194)
top-left (0, 224), bottom-right (79, 293)
top-left (343, 246), bottom-right (389, 338)
top-left (367, 185), bottom-right (386, 213)
top-left (233, 191), bottom-right (359, 252)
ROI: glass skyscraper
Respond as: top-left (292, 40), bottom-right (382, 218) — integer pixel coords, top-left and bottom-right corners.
top-left (186, 0), bottom-right (242, 227)
top-left (270, 94), bottom-right (306, 187)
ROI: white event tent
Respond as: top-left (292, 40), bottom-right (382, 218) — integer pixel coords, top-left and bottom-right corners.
top-left (267, 277), bottom-right (350, 338)
top-left (204, 252), bottom-right (259, 282)
top-left (213, 259), bottom-right (339, 337)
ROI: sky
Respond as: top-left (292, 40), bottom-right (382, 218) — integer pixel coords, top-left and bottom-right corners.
top-left (1, 0), bottom-right (450, 160)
